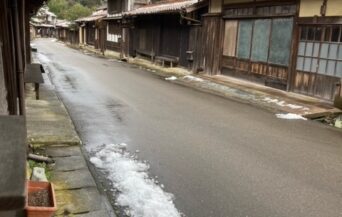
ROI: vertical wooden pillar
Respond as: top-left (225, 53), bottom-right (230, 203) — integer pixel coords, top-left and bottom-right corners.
top-left (194, 14), bottom-right (223, 75)
top-left (11, 0), bottom-right (26, 115)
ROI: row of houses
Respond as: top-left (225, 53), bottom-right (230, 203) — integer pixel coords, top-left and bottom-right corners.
top-left (55, 0), bottom-right (342, 104)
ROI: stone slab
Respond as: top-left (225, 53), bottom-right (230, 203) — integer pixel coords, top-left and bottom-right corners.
top-left (46, 146), bottom-right (82, 157)
top-left (54, 156), bottom-right (87, 171)
top-left (52, 169), bottom-right (96, 190)
top-left (26, 84), bottom-right (80, 146)
top-left (55, 188), bottom-right (105, 215)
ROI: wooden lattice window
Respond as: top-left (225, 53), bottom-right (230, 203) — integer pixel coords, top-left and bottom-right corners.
top-left (297, 26), bottom-right (342, 78)
top-left (223, 18), bottom-right (293, 66)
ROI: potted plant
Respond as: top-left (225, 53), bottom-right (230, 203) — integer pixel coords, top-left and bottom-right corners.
top-left (26, 180), bottom-right (57, 217)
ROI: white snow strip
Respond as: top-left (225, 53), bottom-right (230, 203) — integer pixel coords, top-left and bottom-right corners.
top-left (165, 76), bottom-right (177, 81)
top-left (263, 97), bottom-right (309, 110)
top-left (286, 104), bottom-right (303, 109)
top-left (263, 97), bottom-right (285, 107)
top-left (51, 38), bottom-right (57, 42)
top-left (90, 143), bottom-right (181, 217)
top-left (276, 113), bottom-right (307, 120)
top-left (183, 75), bottom-right (203, 82)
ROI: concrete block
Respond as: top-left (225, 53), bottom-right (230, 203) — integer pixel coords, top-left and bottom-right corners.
top-left (46, 146), bottom-right (82, 157)
top-left (53, 156), bottom-right (87, 171)
top-left (31, 167), bottom-right (48, 182)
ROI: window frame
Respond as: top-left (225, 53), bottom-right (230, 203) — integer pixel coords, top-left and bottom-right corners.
top-left (296, 25), bottom-right (342, 78)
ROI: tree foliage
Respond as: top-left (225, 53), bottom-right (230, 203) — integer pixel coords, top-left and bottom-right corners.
top-left (47, 0), bottom-right (68, 18)
top-left (64, 3), bottom-right (92, 21)
top-left (47, 0), bottom-right (103, 20)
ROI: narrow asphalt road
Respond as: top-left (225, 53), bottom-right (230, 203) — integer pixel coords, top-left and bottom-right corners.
top-left (34, 38), bottom-right (342, 217)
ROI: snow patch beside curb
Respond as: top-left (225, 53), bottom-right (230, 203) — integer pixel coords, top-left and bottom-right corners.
top-left (165, 76), bottom-right (177, 81)
top-left (183, 75), bottom-right (203, 82)
top-left (90, 143), bottom-right (181, 217)
top-left (276, 113), bottom-right (307, 120)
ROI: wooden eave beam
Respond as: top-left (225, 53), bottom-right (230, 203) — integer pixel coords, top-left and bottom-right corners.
top-left (223, 0), bottom-right (298, 9)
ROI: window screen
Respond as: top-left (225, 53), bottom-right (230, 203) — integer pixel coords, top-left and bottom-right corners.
top-left (297, 25), bottom-right (342, 78)
top-left (237, 20), bottom-right (253, 59)
top-left (223, 21), bottom-right (238, 57)
top-left (251, 19), bottom-right (271, 62)
top-left (268, 18), bottom-right (293, 66)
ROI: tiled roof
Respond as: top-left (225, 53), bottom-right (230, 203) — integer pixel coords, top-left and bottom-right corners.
top-left (76, 8), bottom-right (107, 22)
top-left (31, 23), bottom-right (55, 28)
top-left (56, 20), bottom-right (71, 28)
top-left (124, 0), bottom-right (203, 16)
top-left (106, 12), bottom-right (123, 19)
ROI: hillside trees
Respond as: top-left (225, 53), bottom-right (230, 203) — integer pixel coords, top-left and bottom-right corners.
top-left (47, 0), bottom-right (103, 20)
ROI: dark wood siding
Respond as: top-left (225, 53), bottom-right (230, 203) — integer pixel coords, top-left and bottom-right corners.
top-left (86, 23), bottom-right (96, 45)
top-left (160, 16), bottom-right (180, 57)
top-left (192, 14), bottom-right (223, 75)
top-left (108, 0), bottom-right (123, 14)
top-left (106, 21), bottom-right (122, 52)
top-left (132, 14), bottom-right (192, 68)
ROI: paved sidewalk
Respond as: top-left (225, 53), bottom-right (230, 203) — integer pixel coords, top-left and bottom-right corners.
top-left (125, 60), bottom-right (341, 118)
top-left (25, 68), bottom-right (115, 216)
top-left (69, 42), bottom-right (340, 118)
top-left (173, 74), bottom-right (340, 117)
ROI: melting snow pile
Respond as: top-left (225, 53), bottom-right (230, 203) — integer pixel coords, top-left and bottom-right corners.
top-left (183, 75), bottom-right (203, 82)
top-left (90, 143), bottom-right (181, 217)
top-left (165, 76), bottom-right (177, 81)
top-left (276, 113), bottom-right (307, 120)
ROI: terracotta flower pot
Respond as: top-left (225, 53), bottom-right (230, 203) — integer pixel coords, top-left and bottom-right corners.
top-left (26, 181), bottom-right (57, 217)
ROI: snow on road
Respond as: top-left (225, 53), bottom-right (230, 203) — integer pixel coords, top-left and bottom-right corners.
top-left (263, 97), bottom-right (309, 111)
top-left (90, 143), bottom-right (182, 217)
top-left (275, 113), bottom-right (307, 120)
top-left (183, 75), bottom-right (203, 82)
top-left (165, 76), bottom-right (177, 81)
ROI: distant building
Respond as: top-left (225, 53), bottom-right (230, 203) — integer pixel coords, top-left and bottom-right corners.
top-left (76, 6), bottom-right (108, 52)
top-left (30, 4), bottom-right (57, 37)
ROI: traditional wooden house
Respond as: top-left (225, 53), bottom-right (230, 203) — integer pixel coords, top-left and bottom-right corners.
top-left (56, 20), bottom-right (70, 42)
top-left (125, 0), bottom-right (208, 68)
top-left (103, 0), bottom-right (149, 59)
top-left (293, 0), bottom-right (342, 102)
top-left (30, 5), bottom-right (57, 37)
top-left (199, 0), bottom-right (298, 90)
top-left (56, 20), bottom-right (79, 45)
top-left (76, 6), bottom-right (107, 52)
top-left (199, 0), bottom-right (342, 104)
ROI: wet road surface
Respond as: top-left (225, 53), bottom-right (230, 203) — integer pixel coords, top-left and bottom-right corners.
top-left (34, 38), bottom-right (342, 217)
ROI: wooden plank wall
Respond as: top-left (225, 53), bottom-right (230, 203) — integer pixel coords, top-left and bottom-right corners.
top-left (293, 70), bottom-right (340, 100)
top-left (192, 14), bottom-right (223, 75)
